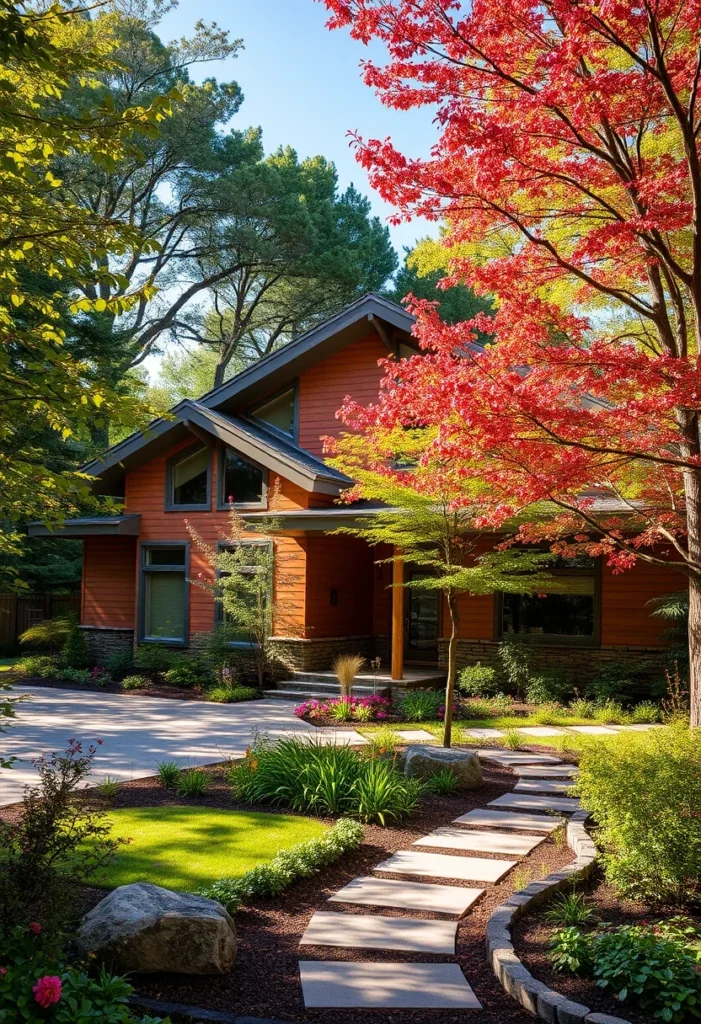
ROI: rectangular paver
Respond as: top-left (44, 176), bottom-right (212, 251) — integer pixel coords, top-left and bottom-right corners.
top-left (413, 826), bottom-right (544, 855)
top-left (300, 961), bottom-right (482, 1009)
top-left (515, 778), bottom-right (575, 794)
top-left (300, 911), bottom-right (457, 954)
top-left (328, 875), bottom-right (483, 915)
top-left (464, 728), bottom-right (504, 739)
top-left (305, 729), bottom-right (369, 745)
top-left (453, 808), bottom-right (562, 832)
top-left (396, 730), bottom-right (435, 741)
top-left (513, 764), bottom-right (578, 778)
top-left (489, 792), bottom-right (581, 813)
top-left (376, 849), bottom-right (516, 883)
top-left (475, 749), bottom-right (563, 764)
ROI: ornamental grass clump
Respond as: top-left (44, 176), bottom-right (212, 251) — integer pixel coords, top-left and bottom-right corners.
top-left (575, 725), bottom-right (701, 906)
top-left (394, 688), bottom-right (444, 722)
top-left (334, 653), bottom-right (365, 697)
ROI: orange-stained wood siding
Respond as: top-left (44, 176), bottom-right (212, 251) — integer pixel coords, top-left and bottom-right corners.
top-left (601, 559), bottom-right (683, 647)
top-left (304, 534), bottom-right (374, 638)
top-left (449, 592), bottom-right (496, 641)
top-left (297, 333), bottom-right (388, 456)
top-left (82, 536), bottom-right (137, 628)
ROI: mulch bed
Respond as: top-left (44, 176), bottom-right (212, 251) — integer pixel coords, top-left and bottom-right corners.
top-left (70, 756), bottom-right (575, 1024)
top-left (7, 675), bottom-right (225, 701)
top-left (513, 870), bottom-right (700, 1024)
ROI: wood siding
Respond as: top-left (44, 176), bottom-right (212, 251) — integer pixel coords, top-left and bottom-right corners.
top-left (305, 535), bottom-right (375, 637)
top-left (298, 333), bottom-right (388, 456)
top-left (82, 536), bottom-right (137, 628)
top-left (601, 559), bottom-right (682, 647)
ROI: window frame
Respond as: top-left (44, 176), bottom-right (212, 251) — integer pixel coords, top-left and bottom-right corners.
top-left (248, 381), bottom-right (299, 442)
top-left (138, 541), bottom-right (190, 646)
top-left (216, 445), bottom-right (269, 511)
top-left (495, 558), bottom-right (601, 646)
top-left (164, 442), bottom-right (212, 512)
top-left (214, 539), bottom-right (273, 648)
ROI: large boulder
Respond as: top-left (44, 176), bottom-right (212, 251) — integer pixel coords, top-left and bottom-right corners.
top-left (404, 745), bottom-right (483, 790)
top-left (77, 882), bottom-right (236, 975)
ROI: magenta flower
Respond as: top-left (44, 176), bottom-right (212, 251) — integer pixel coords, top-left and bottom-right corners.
top-left (28, 922), bottom-right (42, 936)
top-left (33, 976), bottom-right (62, 1008)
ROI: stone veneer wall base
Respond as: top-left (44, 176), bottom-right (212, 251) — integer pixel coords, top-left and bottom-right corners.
top-left (80, 626), bottom-right (134, 665)
top-left (485, 810), bottom-right (631, 1024)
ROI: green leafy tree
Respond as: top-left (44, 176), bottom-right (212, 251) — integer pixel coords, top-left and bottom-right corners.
top-left (330, 427), bottom-right (553, 746)
top-left (0, 0), bottom-right (176, 564)
top-left (386, 240), bottom-right (492, 329)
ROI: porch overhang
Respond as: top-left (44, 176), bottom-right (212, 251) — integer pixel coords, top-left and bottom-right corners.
top-left (27, 514), bottom-right (142, 538)
top-left (240, 505), bottom-right (395, 532)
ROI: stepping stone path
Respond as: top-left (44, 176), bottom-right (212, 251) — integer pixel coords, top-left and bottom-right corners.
top-left (516, 726), bottom-right (565, 737)
top-left (298, 747), bottom-right (583, 1010)
top-left (514, 778), bottom-right (575, 794)
top-left (395, 729), bottom-right (435, 741)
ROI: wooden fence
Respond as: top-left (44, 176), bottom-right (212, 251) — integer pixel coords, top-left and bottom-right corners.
top-left (0, 592), bottom-right (81, 651)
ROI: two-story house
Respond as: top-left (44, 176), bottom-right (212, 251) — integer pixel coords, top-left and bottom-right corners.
top-left (29, 294), bottom-right (681, 688)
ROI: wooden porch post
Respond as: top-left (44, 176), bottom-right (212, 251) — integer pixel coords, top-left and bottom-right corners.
top-left (391, 549), bottom-right (405, 681)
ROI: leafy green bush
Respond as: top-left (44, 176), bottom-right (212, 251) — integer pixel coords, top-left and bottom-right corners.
top-left (105, 650), bottom-right (134, 677)
top-left (121, 675), bottom-right (149, 691)
top-left (550, 920), bottom-right (701, 1023)
top-left (498, 628), bottom-right (535, 696)
top-left (208, 684), bottom-right (259, 703)
top-left (198, 818), bottom-right (364, 911)
top-left (61, 623), bottom-right (89, 669)
top-left (13, 655), bottom-right (60, 678)
top-left (231, 736), bottom-right (421, 824)
top-left (365, 726), bottom-right (400, 757)
top-left (394, 688), bottom-right (443, 721)
top-left (591, 699), bottom-right (628, 724)
top-left (575, 725), bottom-right (701, 905)
top-left (58, 667), bottom-right (92, 685)
top-left (629, 701), bottom-right (661, 724)
top-left (568, 697), bottom-right (597, 718)
top-left (526, 672), bottom-right (571, 705)
top-left (458, 662), bottom-right (501, 697)
top-left (156, 760), bottom-right (181, 788)
top-left (586, 662), bottom-right (637, 705)
top-left (0, 926), bottom-right (166, 1024)
top-left (133, 643), bottom-right (177, 676)
top-left (163, 659), bottom-right (210, 689)
top-left (176, 768), bottom-right (208, 797)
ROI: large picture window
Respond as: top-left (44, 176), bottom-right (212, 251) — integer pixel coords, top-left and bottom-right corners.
top-left (166, 444), bottom-right (210, 510)
top-left (500, 557), bottom-right (598, 641)
top-left (218, 448), bottom-right (266, 509)
top-left (140, 544), bottom-right (188, 644)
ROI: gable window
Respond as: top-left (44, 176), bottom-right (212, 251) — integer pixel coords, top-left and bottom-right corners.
top-left (166, 444), bottom-right (210, 510)
top-left (500, 557), bottom-right (598, 642)
top-left (215, 541), bottom-right (272, 647)
top-left (218, 448), bottom-right (267, 509)
top-left (140, 544), bottom-right (188, 644)
top-left (251, 386), bottom-right (296, 438)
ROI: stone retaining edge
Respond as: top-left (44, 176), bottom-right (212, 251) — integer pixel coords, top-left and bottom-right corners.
top-left (484, 809), bottom-right (631, 1024)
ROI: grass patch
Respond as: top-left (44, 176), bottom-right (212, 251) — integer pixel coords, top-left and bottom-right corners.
top-left (97, 806), bottom-right (328, 891)
top-left (0, 658), bottom-right (15, 673)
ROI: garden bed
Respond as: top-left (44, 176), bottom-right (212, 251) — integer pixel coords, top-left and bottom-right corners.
top-left (5, 674), bottom-right (261, 702)
top-left (66, 756), bottom-right (575, 1024)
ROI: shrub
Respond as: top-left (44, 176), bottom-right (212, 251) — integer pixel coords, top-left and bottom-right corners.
top-left (121, 674), bottom-right (149, 691)
top-left (366, 726), bottom-right (400, 757)
top-left (0, 741), bottom-right (119, 930)
top-left (208, 684), bottom-right (259, 703)
top-left (550, 920), bottom-right (701, 1024)
top-left (498, 628), bottom-right (535, 696)
top-left (591, 699), bottom-right (628, 724)
top-left (231, 735), bottom-right (421, 824)
top-left (526, 672), bottom-right (571, 705)
top-left (395, 688), bottom-right (443, 722)
top-left (58, 667), bottom-right (92, 685)
top-left (427, 767), bottom-right (459, 795)
top-left (333, 653), bottom-right (365, 697)
top-left (544, 891), bottom-right (599, 927)
top-left (568, 697), bottom-right (597, 719)
top-left (163, 659), bottom-right (210, 689)
top-left (19, 617), bottom-right (71, 654)
top-left (629, 700), bottom-right (661, 724)
top-left (458, 662), bottom-right (501, 697)
top-left (199, 818), bottom-right (364, 911)
top-left (575, 725), bottom-right (701, 905)
top-left (105, 649), bottom-right (134, 677)
top-left (97, 776), bottom-right (120, 803)
top-left (13, 655), bottom-right (60, 678)
top-left (527, 701), bottom-right (566, 725)
top-left (586, 661), bottom-right (638, 705)
top-left (61, 623), bottom-right (89, 669)
top-left (156, 760), bottom-right (181, 788)
top-left (133, 643), bottom-right (176, 676)
top-left (176, 768), bottom-right (208, 797)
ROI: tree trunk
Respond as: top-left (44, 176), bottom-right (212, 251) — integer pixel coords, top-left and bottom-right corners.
top-left (442, 592), bottom-right (458, 748)
top-left (688, 571), bottom-right (701, 727)
top-left (681, 419), bottom-right (701, 727)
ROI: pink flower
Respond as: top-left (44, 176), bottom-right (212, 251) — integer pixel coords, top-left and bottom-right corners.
top-left (0, 967), bottom-right (6, 976)
top-left (28, 922), bottom-right (42, 935)
top-left (33, 976), bottom-right (62, 1008)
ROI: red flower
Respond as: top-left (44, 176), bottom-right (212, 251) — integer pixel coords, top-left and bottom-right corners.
top-left (33, 976), bottom-right (62, 1008)
top-left (0, 967), bottom-right (6, 976)
top-left (28, 922), bottom-right (42, 935)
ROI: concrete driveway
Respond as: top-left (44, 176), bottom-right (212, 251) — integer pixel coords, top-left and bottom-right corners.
top-left (0, 685), bottom-right (317, 807)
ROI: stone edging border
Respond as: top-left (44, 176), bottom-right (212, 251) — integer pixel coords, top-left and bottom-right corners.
top-left (485, 809), bottom-right (632, 1024)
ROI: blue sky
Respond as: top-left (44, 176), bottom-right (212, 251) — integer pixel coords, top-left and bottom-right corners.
top-left (157, 0), bottom-right (438, 256)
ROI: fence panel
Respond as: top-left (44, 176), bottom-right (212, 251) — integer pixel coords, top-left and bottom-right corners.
top-left (0, 592), bottom-right (81, 651)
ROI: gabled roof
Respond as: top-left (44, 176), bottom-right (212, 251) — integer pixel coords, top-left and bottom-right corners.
top-left (82, 400), bottom-right (352, 496)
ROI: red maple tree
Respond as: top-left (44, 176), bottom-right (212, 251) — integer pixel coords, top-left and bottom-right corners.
top-left (322, 0), bottom-right (701, 724)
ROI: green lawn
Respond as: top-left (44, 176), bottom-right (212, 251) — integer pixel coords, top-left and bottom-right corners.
top-left (97, 807), bottom-right (328, 891)
top-left (0, 658), bottom-right (15, 673)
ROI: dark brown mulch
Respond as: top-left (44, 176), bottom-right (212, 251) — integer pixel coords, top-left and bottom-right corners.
top-left (95, 760), bottom-right (574, 1024)
top-left (514, 871), bottom-right (701, 1024)
top-left (8, 675), bottom-right (221, 701)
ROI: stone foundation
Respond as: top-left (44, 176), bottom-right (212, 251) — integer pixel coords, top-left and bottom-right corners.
top-left (80, 626), bottom-right (134, 665)
top-left (269, 635), bottom-right (378, 673)
top-left (438, 638), bottom-right (666, 690)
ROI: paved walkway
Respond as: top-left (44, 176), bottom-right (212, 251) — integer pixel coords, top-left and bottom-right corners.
top-left (298, 749), bottom-right (580, 1010)
top-left (0, 685), bottom-right (320, 807)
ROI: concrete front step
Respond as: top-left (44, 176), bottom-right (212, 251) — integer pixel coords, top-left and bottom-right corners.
top-left (262, 688), bottom-right (384, 702)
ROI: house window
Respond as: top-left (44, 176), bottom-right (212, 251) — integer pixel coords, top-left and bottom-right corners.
top-left (140, 544), bottom-right (188, 644)
top-left (166, 445), bottom-right (210, 510)
top-left (216, 541), bottom-right (272, 646)
top-left (500, 557), bottom-right (598, 641)
top-left (218, 448), bottom-right (266, 508)
top-left (251, 386), bottom-right (296, 438)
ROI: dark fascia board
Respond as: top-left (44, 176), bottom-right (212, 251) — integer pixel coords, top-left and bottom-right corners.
top-left (27, 515), bottom-right (142, 538)
top-left (240, 507), bottom-right (392, 532)
top-left (200, 294), bottom-right (416, 414)
top-left (80, 403), bottom-right (190, 480)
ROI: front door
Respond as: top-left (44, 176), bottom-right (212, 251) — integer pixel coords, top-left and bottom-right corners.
top-left (404, 570), bottom-right (440, 662)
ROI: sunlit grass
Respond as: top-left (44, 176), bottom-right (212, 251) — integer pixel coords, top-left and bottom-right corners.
top-left (95, 807), bottom-right (328, 891)
top-left (0, 658), bottom-right (15, 673)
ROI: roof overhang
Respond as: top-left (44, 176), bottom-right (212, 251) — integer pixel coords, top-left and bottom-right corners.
top-left (27, 515), bottom-right (141, 538)
top-left (241, 506), bottom-right (391, 532)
